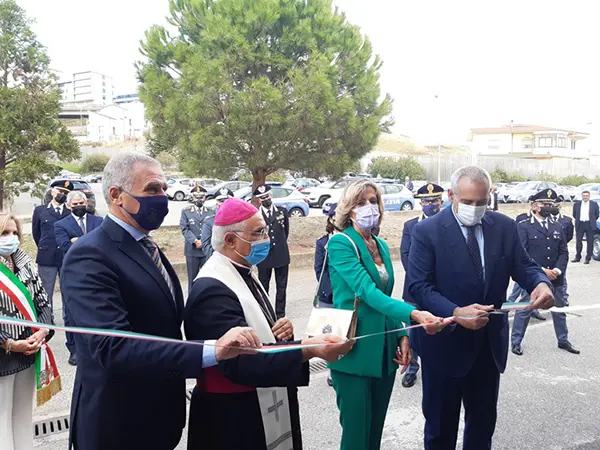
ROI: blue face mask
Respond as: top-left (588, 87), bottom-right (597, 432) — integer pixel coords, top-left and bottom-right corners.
top-left (423, 203), bottom-right (441, 217)
top-left (121, 191), bottom-right (169, 231)
top-left (234, 234), bottom-right (271, 266)
top-left (0, 236), bottom-right (19, 256)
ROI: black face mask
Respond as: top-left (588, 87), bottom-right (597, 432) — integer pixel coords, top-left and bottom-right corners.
top-left (194, 199), bottom-right (205, 208)
top-left (72, 205), bottom-right (87, 217)
top-left (262, 199), bottom-right (273, 208)
top-left (55, 193), bottom-right (67, 204)
top-left (540, 206), bottom-right (558, 217)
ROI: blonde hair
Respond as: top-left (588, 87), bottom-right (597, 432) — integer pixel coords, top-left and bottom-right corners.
top-left (335, 179), bottom-right (384, 230)
top-left (0, 214), bottom-right (23, 244)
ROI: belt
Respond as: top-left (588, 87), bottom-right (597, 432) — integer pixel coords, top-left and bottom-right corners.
top-left (196, 367), bottom-right (255, 394)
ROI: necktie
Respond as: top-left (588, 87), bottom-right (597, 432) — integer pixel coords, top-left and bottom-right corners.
top-left (541, 220), bottom-right (547, 231)
top-left (56, 207), bottom-right (61, 215)
top-left (79, 217), bottom-right (86, 234)
top-left (141, 237), bottom-right (175, 301)
top-left (466, 225), bottom-right (484, 282)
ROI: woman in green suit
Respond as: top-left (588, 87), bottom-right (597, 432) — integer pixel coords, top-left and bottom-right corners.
top-left (328, 179), bottom-right (444, 450)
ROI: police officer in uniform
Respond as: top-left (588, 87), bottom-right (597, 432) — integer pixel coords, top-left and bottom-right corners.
top-left (551, 202), bottom-right (574, 307)
top-left (180, 186), bottom-right (209, 292)
top-left (200, 188), bottom-right (234, 260)
top-left (32, 179), bottom-right (71, 310)
top-left (511, 189), bottom-right (579, 355)
top-left (400, 182), bottom-right (444, 388)
top-left (255, 184), bottom-right (290, 319)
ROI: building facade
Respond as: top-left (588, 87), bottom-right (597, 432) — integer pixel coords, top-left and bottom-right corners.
top-left (58, 71), bottom-right (114, 107)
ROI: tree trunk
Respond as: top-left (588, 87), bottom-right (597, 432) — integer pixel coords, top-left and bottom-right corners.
top-left (251, 170), bottom-right (267, 207)
top-left (0, 149), bottom-right (5, 212)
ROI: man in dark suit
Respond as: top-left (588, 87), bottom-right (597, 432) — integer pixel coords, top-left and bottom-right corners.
top-left (400, 183), bottom-right (444, 389)
top-left (201, 188), bottom-right (234, 260)
top-left (60, 153), bottom-right (261, 450)
top-left (407, 166), bottom-right (554, 450)
top-left (572, 190), bottom-right (599, 264)
top-left (488, 185), bottom-right (499, 211)
top-left (32, 179), bottom-right (71, 310)
top-left (180, 187), bottom-right (209, 292)
top-left (54, 190), bottom-right (103, 365)
top-left (255, 184), bottom-right (291, 319)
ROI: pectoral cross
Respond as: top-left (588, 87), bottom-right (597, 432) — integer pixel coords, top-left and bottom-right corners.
top-left (267, 391), bottom-right (284, 422)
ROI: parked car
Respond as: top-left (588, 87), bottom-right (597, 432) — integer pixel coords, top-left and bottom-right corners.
top-left (204, 184), bottom-right (310, 217)
top-left (575, 183), bottom-right (600, 201)
top-left (205, 181), bottom-right (251, 200)
top-left (559, 185), bottom-right (578, 202)
top-left (303, 178), bottom-right (358, 208)
top-left (44, 178), bottom-right (96, 214)
top-left (196, 178), bottom-right (223, 189)
top-left (166, 178), bottom-right (195, 201)
top-left (502, 181), bottom-right (564, 203)
top-left (83, 174), bottom-right (102, 183)
top-left (592, 206), bottom-right (600, 261)
top-left (322, 183), bottom-right (415, 214)
top-left (288, 178), bottom-right (321, 192)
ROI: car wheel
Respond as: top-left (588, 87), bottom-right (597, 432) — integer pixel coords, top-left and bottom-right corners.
top-left (174, 191), bottom-right (185, 201)
top-left (593, 235), bottom-right (600, 261)
top-left (317, 196), bottom-right (330, 208)
top-left (288, 208), bottom-right (305, 218)
top-left (401, 201), bottom-right (413, 211)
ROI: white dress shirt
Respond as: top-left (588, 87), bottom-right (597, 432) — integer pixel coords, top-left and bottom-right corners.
top-left (580, 201), bottom-right (590, 222)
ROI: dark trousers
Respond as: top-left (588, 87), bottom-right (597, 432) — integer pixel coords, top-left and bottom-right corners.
top-left (62, 297), bottom-right (75, 356)
top-left (258, 265), bottom-right (289, 319)
top-left (575, 221), bottom-right (594, 261)
top-left (185, 256), bottom-right (203, 293)
top-left (422, 338), bottom-right (500, 450)
top-left (38, 265), bottom-right (59, 311)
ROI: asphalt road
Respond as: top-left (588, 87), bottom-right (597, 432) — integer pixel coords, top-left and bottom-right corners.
top-left (32, 244), bottom-right (600, 449)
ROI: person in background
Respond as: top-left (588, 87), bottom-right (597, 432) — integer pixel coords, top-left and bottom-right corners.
top-left (404, 176), bottom-right (414, 192)
top-left (54, 190), bottom-right (103, 366)
top-left (328, 179), bottom-right (444, 450)
top-left (314, 204), bottom-right (337, 386)
top-left (511, 189), bottom-right (578, 355)
top-left (572, 190), bottom-right (599, 264)
top-left (488, 185), bottom-right (499, 211)
top-left (201, 188), bottom-right (234, 260)
top-left (0, 214), bottom-right (53, 450)
top-left (552, 202), bottom-right (574, 306)
top-left (180, 186), bottom-right (209, 292)
top-left (255, 184), bottom-right (291, 319)
top-left (32, 180), bottom-right (71, 309)
top-left (399, 183), bottom-right (444, 389)
top-left (407, 166), bottom-right (553, 450)
top-left (60, 153), bottom-right (261, 450)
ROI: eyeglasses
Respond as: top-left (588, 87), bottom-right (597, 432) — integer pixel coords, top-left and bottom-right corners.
top-left (232, 227), bottom-right (268, 240)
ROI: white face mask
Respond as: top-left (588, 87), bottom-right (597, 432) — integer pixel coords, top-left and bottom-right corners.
top-left (0, 236), bottom-right (19, 256)
top-left (352, 203), bottom-right (380, 231)
top-left (455, 203), bottom-right (486, 227)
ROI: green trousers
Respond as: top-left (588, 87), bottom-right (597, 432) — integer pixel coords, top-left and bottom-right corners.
top-left (331, 369), bottom-right (397, 450)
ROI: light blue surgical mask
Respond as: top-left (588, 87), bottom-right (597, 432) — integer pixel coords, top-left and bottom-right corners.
top-left (352, 203), bottom-right (380, 231)
top-left (233, 234), bottom-right (271, 266)
top-left (0, 236), bottom-right (19, 256)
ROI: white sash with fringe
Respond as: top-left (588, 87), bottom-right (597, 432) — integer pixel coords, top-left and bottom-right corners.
top-left (196, 252), bottom-right (293, 450)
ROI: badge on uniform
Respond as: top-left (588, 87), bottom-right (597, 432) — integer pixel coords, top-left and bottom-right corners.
top-left (553, 230), bottom-right (560, 239)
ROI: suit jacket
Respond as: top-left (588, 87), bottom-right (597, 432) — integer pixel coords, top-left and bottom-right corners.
top-left (488, 192), bottom-right (499, 211)
top-left (400, 216), bottom-right (420, 305)
top-left (180, 206), bottom-right (208, 258)
top-left (407, 207), bottom-right (549, 377)
top-left (201, 214), bottom-right (216, 259)
top-left (32, 204), bottom-right (70, 266)
top-left (60, 217), bottom-right (206, 450)
top-left (55, 214), bottom-right (103, 254)
top-left (327, 227), bottom-right (415, 378)
top-left (258, 206), bottom-right (290, 269)
top-left (572, 200), bottom-right (599, 229)
top-left (314, 234), bottom-right (332, 304)
top-left (555, 215), bottom-right (574, 243)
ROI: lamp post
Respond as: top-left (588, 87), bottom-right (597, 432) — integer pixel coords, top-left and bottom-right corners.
top-left (509, 119), bottom-right (514, 154)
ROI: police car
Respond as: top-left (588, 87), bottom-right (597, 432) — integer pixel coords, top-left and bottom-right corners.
top-left (322, 183), bottom-right (415, 214)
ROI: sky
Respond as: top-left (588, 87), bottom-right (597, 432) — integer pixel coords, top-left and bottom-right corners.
top-left (16, 0), bottom-right (600, 146)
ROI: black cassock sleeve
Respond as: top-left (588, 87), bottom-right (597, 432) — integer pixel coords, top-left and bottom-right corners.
top-left (184, 279), bottom-right (310, 388)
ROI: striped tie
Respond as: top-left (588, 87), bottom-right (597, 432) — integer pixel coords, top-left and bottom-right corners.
top-left (141, 237), bottom-right (175, 301)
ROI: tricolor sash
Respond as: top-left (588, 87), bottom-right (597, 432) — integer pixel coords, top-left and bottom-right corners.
top-left (0, 263), bottom-right (61, 406)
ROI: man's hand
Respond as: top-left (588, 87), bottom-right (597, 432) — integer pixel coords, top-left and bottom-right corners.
top-left (529, 283), bottom-right (554, 310)
top-left (214, 327), bottom-right (262, 361)
top-left (70, 237), bottom-right (78, 243)
top-left (409, 310), bottom-right (448, 335)
top-left (272, 318), bottom-right (293, 341)
top-left (300, 334), bottom-right (354, 362)
top-left (393, 336), bottom-right (412, 374)
top-left (452, 304), bottom-right (494, 330)
top-left (194, 240), bottom-right (202, 249)
top-left (543, 268), bottom-right (557, 281)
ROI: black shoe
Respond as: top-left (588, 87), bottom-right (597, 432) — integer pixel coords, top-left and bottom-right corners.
top-left (584, 260), bottom-right (590, 265)
top-left (558, 342), bottom-right (580, 354)
top-left (531, 310), bottom-right (546, 321)
top-left (512, 344), bottom-right (523, 356)
top-left (68, 354), bottom-right (77, 366)
top-left (326, 376), bottom-right (333, 387)
top-left (572, 258), bottom-right (581, 263)
top-left (402, 372), bottom-right (417, 388)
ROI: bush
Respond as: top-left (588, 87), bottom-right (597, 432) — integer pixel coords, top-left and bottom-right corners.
top-left (506, 172), bottom-right (527, 182)
top-left (535, 172), bottom-right (559, 182)
top-left (156, 152), bottom-right (179, 172)
top-left (559, 175), bottom-right (591, 186)
top-left (489, 167), bottom-right (509, 182)
top-left (80, 154), bottom-right (110, 173)
top-left (368, 156), bottom-right (426, 180)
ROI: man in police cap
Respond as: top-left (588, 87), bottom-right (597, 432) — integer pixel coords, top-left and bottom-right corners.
top-left (551, 201), bottom-right (574, 307)
top-left (255, 184), bottom-right (290, 319)
top-left (511, 188), bottom-right (579, 356)
top-left (400, 182), bottom-right (444, 388)
top-left (32, 179), bottom-right (72, 309)
top-left (200, 188), bottom-right (234, 260)
top-left (180, 186), bottom-right (209, 292)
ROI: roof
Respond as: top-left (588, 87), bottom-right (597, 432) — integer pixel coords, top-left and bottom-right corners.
top-left (471, 125), bottom-right (588, 136)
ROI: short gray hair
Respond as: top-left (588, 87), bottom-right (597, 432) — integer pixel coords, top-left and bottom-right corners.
top-left (67, 190), bottom-right (87, 205)
top-left (102, 152), bottom-right (161, 203)
top-left (211, 213), bottom-right (260, 250)
top-left (450, 166), bottom-right (492, 195)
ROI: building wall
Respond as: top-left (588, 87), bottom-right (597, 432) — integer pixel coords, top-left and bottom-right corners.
top-left (472, 131), bottom-right (586, 159)
top-left (58, 71), bottom-right (114, 106)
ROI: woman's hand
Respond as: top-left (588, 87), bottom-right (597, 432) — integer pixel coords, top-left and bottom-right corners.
top-left (393, 336), bottom-right (412, 374)
top-left (27, 329), bottom-right (49, 349)
top-left (410, 310), bottom-right (447, 335)
top-left (272, 318), bottom-right (294, 341)
top-left (6, 339), bottom-right (41, 355)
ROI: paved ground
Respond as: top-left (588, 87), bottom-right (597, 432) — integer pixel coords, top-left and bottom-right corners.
top-left (33, 244), bottom-right (600, 449)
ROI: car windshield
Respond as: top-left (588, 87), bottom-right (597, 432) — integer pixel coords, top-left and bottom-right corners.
top-left (514, 182), bottom-right (537, 190)
top-left (233, 187), bottom-right (251, 198)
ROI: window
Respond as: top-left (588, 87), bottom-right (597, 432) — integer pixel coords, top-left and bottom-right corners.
top-left (112, 127), bottom-right (116, 135)
top-left (571, 140), bottom-right (576, 150)
top-left (271, 188), bottom-right (289, 199)
top-left (556, 136), bottom-right (567, 148)
top-left (521, 137), bottom-right (534, 149)
top-left (384, 185), bottom-right (401, 194)
top-left (537, 134), bottom-right (553, 148)
top-left (334, 181), bottom-right (348, 189)
top-left (180, 179), bottom-right (190, 186)
top-left (487, 139), bottom-right (500, 150)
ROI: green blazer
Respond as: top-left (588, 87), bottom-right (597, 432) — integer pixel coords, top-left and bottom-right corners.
top-left (327, 227), bottom-right (415, 378)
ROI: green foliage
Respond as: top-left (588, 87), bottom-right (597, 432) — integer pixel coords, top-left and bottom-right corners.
top-left (489, 167), bottom-right (509, 182)
top-left (0, 0), bottom-right (79, 209)
top-left (58, 162), bottom-right (82, 174)
top-left (238, 169), bottom-right (286, 183)
top-left (506, 172), bottom-right (527, 182)
top-left (80, 154), bottom-right (109, 173)
top-left (368, 156), bottom-right (425, 180)
top-left (156, 151), bottom-right (179, 172)
top-left (535, 172), bottom-right (558, 182)
top-left (138, 0), bottom-right (393, 191)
